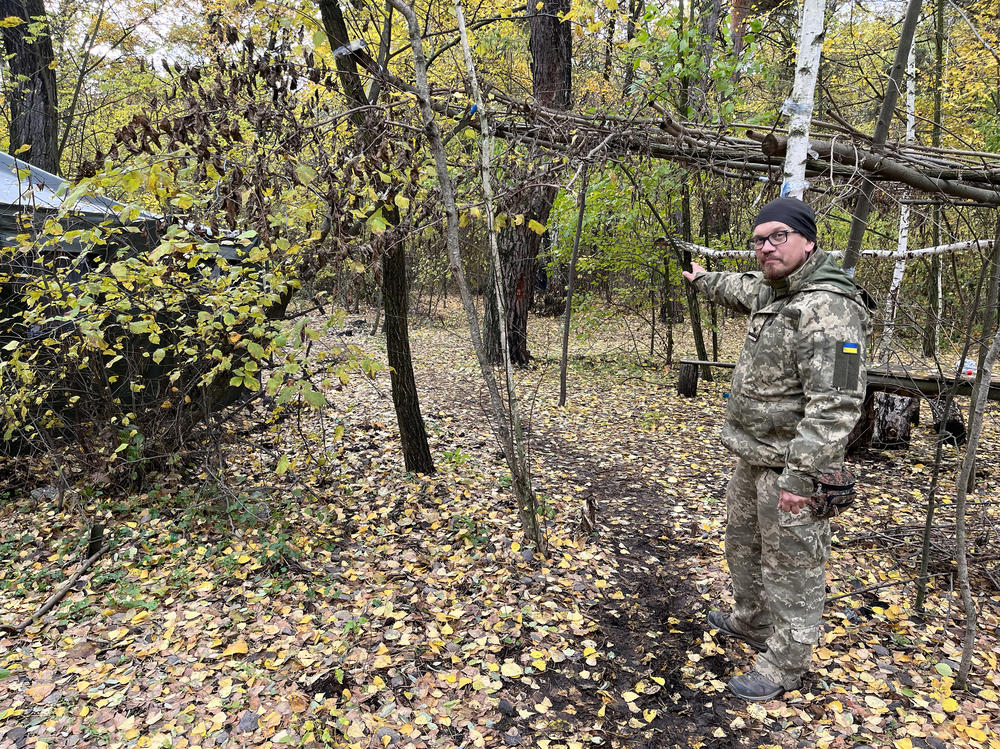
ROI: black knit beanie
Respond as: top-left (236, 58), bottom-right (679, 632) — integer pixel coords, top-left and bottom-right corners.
top-left (752, 197), bottom-right (817, 243)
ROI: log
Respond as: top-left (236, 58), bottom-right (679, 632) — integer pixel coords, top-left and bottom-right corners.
top-left (759, 133), bottom-right (1000, 205)
top-left (871, 393), bottom-right (920, 449)
top-left (930, 397), bottom-right (967, 445)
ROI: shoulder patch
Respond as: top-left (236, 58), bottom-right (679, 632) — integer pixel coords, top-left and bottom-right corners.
top-left (833, 340), bottom-right (861, 389)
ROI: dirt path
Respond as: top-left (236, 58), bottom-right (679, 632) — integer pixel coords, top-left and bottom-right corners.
top-left (517, 431), bottom-right (769, 748)
top-left (414, 343), bottom-right (769, 747)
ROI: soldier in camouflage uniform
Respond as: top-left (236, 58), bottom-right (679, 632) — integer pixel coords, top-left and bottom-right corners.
top-left (681, 197), bottom-right (870, 701)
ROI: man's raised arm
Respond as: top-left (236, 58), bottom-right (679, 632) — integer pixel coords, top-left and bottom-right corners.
top-left (683, 261), bottom-right (759, 315)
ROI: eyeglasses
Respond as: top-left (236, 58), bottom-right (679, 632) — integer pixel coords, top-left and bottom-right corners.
top-left (747, 229), bottom-right (800, 251)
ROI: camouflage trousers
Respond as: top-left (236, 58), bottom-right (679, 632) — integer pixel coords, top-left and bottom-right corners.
top-left (725, 459), bottom-right (831, 689)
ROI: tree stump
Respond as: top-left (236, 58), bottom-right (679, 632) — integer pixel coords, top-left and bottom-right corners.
top-left (871, 393), bottom-right (920, 449)
top-left (930, 397), bottom-right (966, 445)
top-left (847, 390), bottom-right (876, 455)
top-left (677, 361), bottom-right (699, 397)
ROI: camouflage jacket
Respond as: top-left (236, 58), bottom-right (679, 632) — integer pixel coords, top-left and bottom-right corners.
top-left (693, 250), bottom-right (870, 497)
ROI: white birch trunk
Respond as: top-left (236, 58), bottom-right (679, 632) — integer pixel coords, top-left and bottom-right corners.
top-left (934, 263), bottom-right (943, 347)
top-left (671, 238), bottom-right (992, 260)
top-left (880, 43), bottom-right (918, 363)
top-left (781, 0), bottom-right (827, 199)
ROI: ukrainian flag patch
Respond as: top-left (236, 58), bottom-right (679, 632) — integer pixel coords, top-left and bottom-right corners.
top-left (834, 340), bottom-right (861, 389)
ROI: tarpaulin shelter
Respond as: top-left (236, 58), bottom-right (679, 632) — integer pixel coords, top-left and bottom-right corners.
top-left (1, 152), bottom-right (249, 344)
top-left (0, 151), bottom-right (242, 257)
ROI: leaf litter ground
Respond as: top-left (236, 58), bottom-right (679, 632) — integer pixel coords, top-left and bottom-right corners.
top-left (1, 301), bottom-right (999, 749)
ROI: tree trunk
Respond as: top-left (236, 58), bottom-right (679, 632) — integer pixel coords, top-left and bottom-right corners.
top-left (730, 0), bottom-right (786, 55)
top-left (692, 0), bottom-right (722, 117)
top-left (382, 236), bottom-right (434, 474)
top-left (955, 319), bottom-right (1000, 689)
top-left (485, 0), bottom-right (571, 366)
top-left (842, 0), bottom-right (923, 271)
top-left (622, 0), bottom-right (643, 91)
top-left (453, 0), bottom-right (546, 553)
top-left (923, 0), bottom-right (946, 358)
top-left (485, 190), bottom-right (556, 365)
top-left (560, 168), bottom-right (588, 406)
top-left (0, 0), bottom-right (59, 174)
top-left (317, 0), bottom-right (434, 473)
top-left (680, 177), bottom-right (712, 378)
top-left (317, 0), bottom-right (368, 127)
top-left (880, 43), bottom-right (917, 362)
top-left (781, 0), bottom-right (826, 199)
top-left (603, 12), bottom-right (616, 84)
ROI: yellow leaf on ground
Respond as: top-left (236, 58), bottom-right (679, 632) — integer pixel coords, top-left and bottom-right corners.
top-left (500, 661), bottom-right (523, 678)
top-left (222, 640), bottom-right (248, 657)
top-left (865, 695), bottom-right (887, 710)
top-left (966, 727), bottom-right (987, 742)
top-left (26, 683), bottom-right (54, 703)
top-left (894, 739), bottom-right (913, 749)
top-left (941, 697), bottom-right (959, 713)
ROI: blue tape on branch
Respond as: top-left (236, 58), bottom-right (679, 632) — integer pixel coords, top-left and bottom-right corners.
top-left (333, 39), bottom-right (367, 59)
top-left (781, 97), bottom-right (812, 117)
top-left (780, 179), bottom-right (810, 197)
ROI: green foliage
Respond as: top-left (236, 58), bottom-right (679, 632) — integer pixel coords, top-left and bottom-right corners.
top-left (546, 164), bottom-right (681, 308)
top-left (442, 447), bottom-right (469, 465)
top-left (628, 6), bottom-right (764, 121)
top-left (0, 161), bottom-right (354, 489)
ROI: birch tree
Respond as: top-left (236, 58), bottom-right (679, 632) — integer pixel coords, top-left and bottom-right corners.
top-left (879, 42), bottom-right (917, 362)
top-left (781, 0), bottom-right (826, 199)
